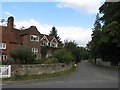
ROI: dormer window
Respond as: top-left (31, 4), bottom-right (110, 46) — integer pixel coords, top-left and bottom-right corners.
top-left (50, 37), bottom-right (58, 48)
top-left (41, 40), bottom-right (48, 46)
top-left (30, 35), bottom-right (39, 42)
top-left (41, 35), bottom-right (49, 46)
top-left (50, 42), bottom-right (57, 47)
top-left (0, 43), bottom-right (6, 49)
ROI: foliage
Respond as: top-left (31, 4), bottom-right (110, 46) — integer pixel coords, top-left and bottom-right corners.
top-left (87, 13), bottom-right (102, 63)
top-left (2, 59), bottom-right (13, 65)
top-left (10, 46), bottom-right (35, 64)
top-left (98, 21), bottom-right (120, 65)
top-left (52, 49), bottom-right (74, 64)
top-left (49, 26), bottom-right (62, 44)
top-left (64, 40), bottom-right (89, 63)
top-left (94, 13), bottom-right (101, 30)
top-left (88, 2), bottom-right (120, 66)
top-left (44, 58), bottom-right (58, 64)
top-left (41, 46), bottom-right (48, 59)
top-left (41, 46), bottom-right (58, 60)
top-left (99, 2), bottom-right (120, 25)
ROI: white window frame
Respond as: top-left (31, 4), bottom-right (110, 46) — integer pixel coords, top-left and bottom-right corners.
top-left (30, 35), bottom-right (39, 42)
top-left (50, 42), bottom-right (57, 47)
top-left (0, 54), bottom-right (7, 61)
top-left (41, 40), bottom-right (49, 46)
top-left (31, 48), bottom-right (38, 54)
top-left (0, 43), bottom-right (6, 49)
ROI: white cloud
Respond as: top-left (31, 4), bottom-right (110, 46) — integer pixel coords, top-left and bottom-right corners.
top-left (15, 19), bottom-right (52, 35)
top-left (57, 26), bottom-right (92, 47)
top-left (14, 19), bottom-right (92, 47)
top-left (56, 0), bottom-right (105, 14)
top-left (4, 11), bottom-right (13, 16)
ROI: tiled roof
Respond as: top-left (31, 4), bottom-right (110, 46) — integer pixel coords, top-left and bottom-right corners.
top-left (46, 35), bottom-right (54, 42)
top-left (1, 25), bottom-right (58, 44)
top-left (40, 33), bottom-right (55, 42)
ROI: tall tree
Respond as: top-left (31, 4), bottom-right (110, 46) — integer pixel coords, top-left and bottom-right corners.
top-left (88, 2), bottom-right (120, 66)
top-left (88, 13), bottom-right (102, 64)
top-left (94, 13), bottom-right (101, 30)
top-left (99, 2), bottom-right (120, 25)
top-left (99, 2), bottom-right (120, 65)
top-left (49, 26), bottom-right (62, 44)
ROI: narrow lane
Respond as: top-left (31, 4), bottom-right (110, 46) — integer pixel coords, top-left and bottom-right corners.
top-left (2, 60), bottom-right (118, 88)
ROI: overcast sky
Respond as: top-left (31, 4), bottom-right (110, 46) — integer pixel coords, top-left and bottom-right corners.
top-left (1, 0), bottom-right (105, 47)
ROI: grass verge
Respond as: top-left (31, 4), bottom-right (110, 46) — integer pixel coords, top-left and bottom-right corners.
top-left (2, 65), bottom-right (77, 83)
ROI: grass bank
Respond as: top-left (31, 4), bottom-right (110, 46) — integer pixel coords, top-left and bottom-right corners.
top-left (2, 65), bottom-right (77, 83)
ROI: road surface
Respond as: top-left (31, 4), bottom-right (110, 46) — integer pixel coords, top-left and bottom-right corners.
top-left (2, 60), bottom-right (118, 88)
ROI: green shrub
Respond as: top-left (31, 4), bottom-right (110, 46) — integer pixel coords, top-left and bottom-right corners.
top-left (2, 59), bottom-right (13, 65)
top-left (53, 49), bottom-right (74, 64)
top-left (44, 58), bottom-right (58, 64)
top-left (10, 46), bottom-right (35, 64)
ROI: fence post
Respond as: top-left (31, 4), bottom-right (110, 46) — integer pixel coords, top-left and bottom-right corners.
top-left (8, 65), bottom-right (11, 77)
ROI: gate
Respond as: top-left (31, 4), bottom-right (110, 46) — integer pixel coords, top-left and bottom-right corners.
top-left (0, 65), bottom-right (11, 78)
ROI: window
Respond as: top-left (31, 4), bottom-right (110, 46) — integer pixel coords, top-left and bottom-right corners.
top-left (30, 35), bottom-right (39, 42)
top-left (0, 54), bottom-right (7, 61)
top-left (50, 43), bottom-right (57, 47)
top-left (31, 48), bottom-right (38, 54)
top-left (41, 40), bottom-right (48, 46)
top-left (0, 43), bottom-right (6, 49)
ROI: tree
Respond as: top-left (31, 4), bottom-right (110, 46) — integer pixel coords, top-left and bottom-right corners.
top-left (88, 2), bottom-right (120, 66)
top-left (99, 21), bottom-right (120, 65)
top-left (94, 13), bottom-right (101, 30)
top-left (88, 13), bottom-right (102, 64)
top-left (49, 26), bottom-right (62, 44)
top-left (10, 46), bottom-right (35, 64)
top-left (99, 2), bottom-right (120, 25)
top-left (53, 49), bottom-right (74, 64)
top-left (64, 40), bottom-right (88, 63)
top-left (99, 2), bottom-right (120, 66)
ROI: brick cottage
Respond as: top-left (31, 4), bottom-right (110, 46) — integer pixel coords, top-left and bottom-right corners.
top-left (0, 16), bottom-right (58, 62)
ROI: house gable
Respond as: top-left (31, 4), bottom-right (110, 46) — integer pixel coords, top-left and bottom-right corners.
top-left (41, 35), bottom-right (49, 42)
top-left (40, 35), bottom-right (49, 46)
top-left (50, 37), bottom-right (58, 47)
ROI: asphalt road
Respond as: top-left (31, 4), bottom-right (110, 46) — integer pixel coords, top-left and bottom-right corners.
top-left (2, 60), bottom-right (118, 88)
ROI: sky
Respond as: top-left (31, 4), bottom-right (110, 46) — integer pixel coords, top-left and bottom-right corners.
top-left (0, 0), bottom-right (105, 47)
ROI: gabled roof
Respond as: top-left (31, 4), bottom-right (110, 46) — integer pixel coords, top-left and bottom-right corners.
top-left (40, 33), bottom-right (56, 43)
top-left (50, 37), bottom-right (58, 44)
top-left (46, 35), bottom-right (54, 42)
top-left (40, 35), bottom-right (49, 42)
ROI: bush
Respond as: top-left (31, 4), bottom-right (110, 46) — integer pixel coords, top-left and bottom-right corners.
top-left (2, 59), bottom-right (13, 65)
top-left (10, 46), bottom-right (35, 64)
top-left (43, 58), bottom-right (58, 64)
top-left (52, 49), bottom-right (74, 64)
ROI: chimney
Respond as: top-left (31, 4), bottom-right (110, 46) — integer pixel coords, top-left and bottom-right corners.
top-left (7, 16), bottom-right (14, 31)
